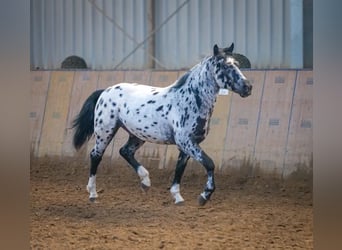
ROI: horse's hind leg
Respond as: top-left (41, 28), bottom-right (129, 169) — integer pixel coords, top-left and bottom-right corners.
top-left (170, 151), bottom-right (190, 204)
top-left (119, 134), bottom-right (150, 191)
top-left (87, 126), bottom-right (119, 202)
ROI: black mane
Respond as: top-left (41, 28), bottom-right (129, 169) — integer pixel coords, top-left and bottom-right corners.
top-left (170, 71), bottom-right (191, 90)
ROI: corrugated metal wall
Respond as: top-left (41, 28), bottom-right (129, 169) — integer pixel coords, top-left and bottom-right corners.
top-left (31, 0), bottom-right (149, 70)
top-left (155, 0), bottom-right (303, 69)
top-left (31, 0), bottom-right (303, 70)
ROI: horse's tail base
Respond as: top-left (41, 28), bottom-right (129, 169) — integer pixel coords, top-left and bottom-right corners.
top-left (72, 89), bottom-right (105, 150)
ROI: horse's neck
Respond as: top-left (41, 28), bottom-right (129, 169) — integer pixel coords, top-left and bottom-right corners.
top-left (188, 59), bottom-right (219, 114)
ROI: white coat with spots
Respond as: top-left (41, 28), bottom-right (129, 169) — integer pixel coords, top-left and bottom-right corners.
top-left (72, 44), bottom-right (252, 205)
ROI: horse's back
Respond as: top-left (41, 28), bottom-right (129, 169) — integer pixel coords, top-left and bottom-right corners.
top-left (105, 82), bottom-right (167, 100)
top-left (100, 82), bottom-right (175, 144)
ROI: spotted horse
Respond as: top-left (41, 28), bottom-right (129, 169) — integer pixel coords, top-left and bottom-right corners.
top-left (72, 43), bottom-right (252, 206)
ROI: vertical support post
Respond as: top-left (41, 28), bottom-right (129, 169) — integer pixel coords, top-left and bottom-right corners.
top-left (147, 0), bottom-right (155, 69)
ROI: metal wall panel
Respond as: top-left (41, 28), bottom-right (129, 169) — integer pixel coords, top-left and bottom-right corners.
top-left (155, 0), bottom-right (303, 69)
top-left (31, 0), bottom-right (149, 70)
top-left (31, 0), bottom-right (303, 70)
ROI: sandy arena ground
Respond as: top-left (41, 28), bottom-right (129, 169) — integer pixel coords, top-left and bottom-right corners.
top-left (30, 157), bottom-right (312, 249)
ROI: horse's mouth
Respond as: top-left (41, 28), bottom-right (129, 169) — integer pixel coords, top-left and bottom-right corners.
top-left (239, 83), bottom-right (252, 97)
top-left (240, 91), bottom-right (251, 98)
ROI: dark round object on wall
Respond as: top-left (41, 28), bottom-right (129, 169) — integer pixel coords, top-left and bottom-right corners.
top-left (231, 53), bottom-right (251, 69)
top-left (61, 55), bottom-right (88, 69)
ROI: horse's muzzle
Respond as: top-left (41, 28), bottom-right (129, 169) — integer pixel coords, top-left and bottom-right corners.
top-left (240, 81), bottom-right (252, 97)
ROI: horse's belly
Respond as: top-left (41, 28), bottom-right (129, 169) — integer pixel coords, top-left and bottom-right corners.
top-left (120, 116), bottom-right (174, 144)
top-left (130, 126), bottom-right (175, 144)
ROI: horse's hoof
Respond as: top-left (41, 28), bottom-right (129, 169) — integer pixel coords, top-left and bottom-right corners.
top-left (198, 195), bottom-right (207, 206)
top-left (89, 197), bottom-right (96, 203)
top-left (175, 200), bottom-right (185, 206)
top-left (141, 183), bottom-right (150, 192)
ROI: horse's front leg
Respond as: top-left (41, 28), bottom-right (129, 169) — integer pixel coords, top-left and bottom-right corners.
top-left (170, 151), bottom-right (190, 205)
top-left (197, 151), bottom-right (216, 206)
top-left (176, 138), bottom-right (216, 206)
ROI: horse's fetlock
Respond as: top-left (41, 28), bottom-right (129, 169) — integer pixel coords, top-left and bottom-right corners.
top-left (137, 166), bottom-right (151, 187)
top-left (206, 185), bottom-right (215, 192)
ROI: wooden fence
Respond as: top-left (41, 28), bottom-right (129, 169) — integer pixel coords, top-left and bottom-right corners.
top-left (30, 70), bottom-right (312, 178)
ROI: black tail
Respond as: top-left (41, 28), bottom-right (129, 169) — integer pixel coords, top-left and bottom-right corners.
top-left (72, 89), bottom-right (105, 150)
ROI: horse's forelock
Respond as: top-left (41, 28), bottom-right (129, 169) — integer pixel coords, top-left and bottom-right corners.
top-left (226, 57), bottom-right (240, 67)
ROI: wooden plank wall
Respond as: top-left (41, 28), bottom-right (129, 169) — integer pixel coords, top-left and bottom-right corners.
top-left (38, 72), bottom-right (74, 157)
top-left (30, 70), bottom-right (313, 177)
top-left (30, 71), bottom-right (50, 155)
top-left (62, 71), bottom-right (98, 157)
top-left (253, 71), bottom-right (297, 174)
top-left (222, 71), bottom-right (266, 173)
top-left (283, 71), bottom-right (313, 176)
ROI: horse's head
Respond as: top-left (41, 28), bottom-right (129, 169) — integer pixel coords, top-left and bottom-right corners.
top-left (212, 44), bottom-right (252, 98)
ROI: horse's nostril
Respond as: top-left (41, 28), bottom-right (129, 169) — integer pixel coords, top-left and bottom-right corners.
top-left (244, 85), bottom-right (250, 91)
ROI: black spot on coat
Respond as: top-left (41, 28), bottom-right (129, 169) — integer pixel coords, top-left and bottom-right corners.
top-left (156, 105), bottom-right (163, 111)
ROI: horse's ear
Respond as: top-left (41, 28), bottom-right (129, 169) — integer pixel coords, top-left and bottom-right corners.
top-left (213, 44), bottom-right (219, 56)
top-left (224, 43), bottom-right (234, 53)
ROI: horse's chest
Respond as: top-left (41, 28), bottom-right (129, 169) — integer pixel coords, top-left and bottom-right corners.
top-left (192, 116), bottom-right (211, 142)
top-left (175, 98), bottom-right (213, 142)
